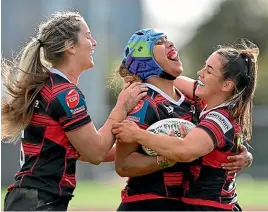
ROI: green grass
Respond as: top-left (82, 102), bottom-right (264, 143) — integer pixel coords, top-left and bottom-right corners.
top-left (1, 179), bottom-right (268, 210)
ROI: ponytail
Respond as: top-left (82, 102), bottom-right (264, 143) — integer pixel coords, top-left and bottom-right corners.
top-left (1, 38), bottom-right (50, 143)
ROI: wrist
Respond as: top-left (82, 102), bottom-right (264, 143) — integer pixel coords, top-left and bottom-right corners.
top-left (156, 156), bottom-right (173, 169)
top-left (109, 105), bottom-right (127, 122)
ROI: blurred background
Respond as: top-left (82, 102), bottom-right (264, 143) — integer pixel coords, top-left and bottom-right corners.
top-left (1, 0), bottom-right (268, 210)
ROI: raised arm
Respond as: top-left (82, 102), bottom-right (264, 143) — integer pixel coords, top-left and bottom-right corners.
top-left (174, 76), bottom-right (196, 98)
top-left (52, 82), bottom-right (147, 165)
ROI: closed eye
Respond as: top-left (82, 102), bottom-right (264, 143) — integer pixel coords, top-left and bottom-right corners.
top-left (155, 36), bottom-right (168, 45)
top-left (202, 64), bottom-right (213, 74)
top-left (85, 32), bottom-right (91, 40)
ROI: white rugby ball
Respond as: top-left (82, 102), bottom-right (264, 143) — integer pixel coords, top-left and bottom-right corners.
top-left (142, 118), bottom-right (196, 156)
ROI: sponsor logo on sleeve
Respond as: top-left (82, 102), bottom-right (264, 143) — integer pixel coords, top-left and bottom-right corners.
top-left (127, 100), bottom-right (149, 124)
top-left (65, 89), bottom-right (80, 108)
top-left (57, 88), bottom-right (87, 117)
top-left (205, 111), bottom-right (233, 133)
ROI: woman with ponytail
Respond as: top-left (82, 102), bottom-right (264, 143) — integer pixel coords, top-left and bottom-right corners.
top-left (2, 11), bottom-right (147, 211)
top-left (113, 39), bottom-right (258, 211)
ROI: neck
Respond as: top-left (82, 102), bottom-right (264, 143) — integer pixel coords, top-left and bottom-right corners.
top-left (146, 77), bottom-right (179, 101)
top-left (53, 59), bottom-right (81, 85)
top-left (205, 93), bottom-right (230, 110)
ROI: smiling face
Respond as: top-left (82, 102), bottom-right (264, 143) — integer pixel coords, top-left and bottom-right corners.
top-left (195, 52), bottom-right (235, 101)
top-left (153, 36), bottom-right (183, 78)
top-left (73, 19), bottom-right (97, 71)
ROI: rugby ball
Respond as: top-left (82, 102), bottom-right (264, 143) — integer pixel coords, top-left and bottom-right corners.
top-left (142, 118), bottom-right (196, 156)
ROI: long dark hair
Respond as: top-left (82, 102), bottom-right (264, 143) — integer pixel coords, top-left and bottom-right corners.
top-left (216, 39), bottom-right (259, 141)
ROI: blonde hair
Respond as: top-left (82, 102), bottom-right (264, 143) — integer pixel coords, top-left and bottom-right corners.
top-left (2, 11), bottom-right (83, 143)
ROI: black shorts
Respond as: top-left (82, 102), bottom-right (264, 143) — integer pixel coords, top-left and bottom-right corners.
top-left (4, 187), bottom-right (70, 211)
top-left (182, 202), bottom-right (243, 211)
top-left (117, 198), bottom-right (183, 211)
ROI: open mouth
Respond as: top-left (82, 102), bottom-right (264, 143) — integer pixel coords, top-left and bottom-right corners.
top-left (90, 49), bottom-right (94, 56)
top-left (198, 80), bottom-right (204, 86)
top-left (167, 50), bottom-right (179, 62)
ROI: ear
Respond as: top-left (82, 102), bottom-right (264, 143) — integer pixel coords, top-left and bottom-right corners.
top-left (65, 41), bottom-right (76, 55)
top-left (221, 80), bottom-right (235, 92)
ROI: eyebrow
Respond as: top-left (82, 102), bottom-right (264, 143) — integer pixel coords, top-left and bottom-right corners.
top-left (205, 61), bottom-right (215, 70)
top-left (207, 64), bottom-right (215, 70)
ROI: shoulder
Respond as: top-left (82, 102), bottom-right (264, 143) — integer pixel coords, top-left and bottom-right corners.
top-left (202, 109), bottom-right (233, 133)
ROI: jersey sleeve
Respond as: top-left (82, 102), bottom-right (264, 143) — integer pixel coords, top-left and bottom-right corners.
top-left (127, 99), bottom-right (158, 130)
top-left (49, 86), bottom-right (91, 132)
top-left (197, 110), bottom-right (234, 148)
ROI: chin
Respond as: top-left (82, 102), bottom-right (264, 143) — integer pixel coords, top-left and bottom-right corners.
top-left (172, 68), bottom-right (183, 77)
top-left (87, 61), bottom-right (95, 69)
top-left (195, 88), bottom-right (202, 98)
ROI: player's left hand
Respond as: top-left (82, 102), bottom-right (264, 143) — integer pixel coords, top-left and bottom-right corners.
top-left (117, 82), bottom-right (148, 113)
top-left (221, 144), bottom-right (253, 174)
top-left (112, 120), bottom-right (140, 143)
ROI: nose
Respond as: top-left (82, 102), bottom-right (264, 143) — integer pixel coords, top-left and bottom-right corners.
top-left (91, 37), bottom-right (97, 46)
top-left (197, 69), bottom-right (204, 78)
top-left (167, 40), bottom-right (175, 48)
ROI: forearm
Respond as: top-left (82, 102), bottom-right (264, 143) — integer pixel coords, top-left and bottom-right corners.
top-left (79, 146), bottom-right (115, 163)
top-left (116, 152), bottom-right (162, 177)
top-left (136, 129), bottom-right (192, 162)
top-left (174, 76), bottom-right (195, 98)
top-left (98, 106), bottom-right (127, 160)
top-left (103, 145), bottom-right (116, 162)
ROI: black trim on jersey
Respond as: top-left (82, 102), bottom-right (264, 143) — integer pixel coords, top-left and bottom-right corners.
top-left (191, 80), bottom-right (200, 124)
top-left (159, 71), bottom-right (176, 80)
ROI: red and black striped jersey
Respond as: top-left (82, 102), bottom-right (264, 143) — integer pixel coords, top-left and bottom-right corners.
top-left (182, 103), bottom-right (241, 210)
top-left (8, 71), bottom-right (91, 199)
top-left (121, 83), bottom-right (203, 203)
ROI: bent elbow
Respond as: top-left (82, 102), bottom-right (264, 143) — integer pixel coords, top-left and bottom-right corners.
top-left (90, 159), bottom-right (102, 166)
top-left (80, 155), bottom-right (103, 165)
top-left (115, 165), bottom-right (129, 177)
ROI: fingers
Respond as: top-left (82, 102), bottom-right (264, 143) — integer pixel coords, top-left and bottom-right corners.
top-left (137, 92), bottom-right (147, 100)
top-left (127, 82), bottom-right (148, 95)
top-left (179, 125), bottom-right (187, 138)
top-left (222, 159), bottom-right (243, 171)
top-left (227, 171), bottom-right (237, 175)
top-left (132, 85), bottom-right (148, 97)
top-left (126, 81), bottom-right (142, 90)
top-left (226, 155), bottom-right (241, 161)
top-left (169, 130), bottom-right (175, 137)
top-left (123, 76), bottom-right (136, 84)
top-left (112, 123), bottom-right (122, 129)
top-left (238, 144), bottom-right (247, 152)
top-left (222, 156), bottom-right (242, 166)
top-left (122, 120), bottom-right (133, 124)
top-left (123, 82), bottom-right (131, 90)
top-left (112, 128), bottom-right (121, 135)
top-left (115, 134), bottom-right (121, 140)
top-left (224, 166), bottom-right (241, 171)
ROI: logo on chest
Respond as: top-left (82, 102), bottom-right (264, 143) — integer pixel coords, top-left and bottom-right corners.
top-left (163, 105), bottom-right (174, 114)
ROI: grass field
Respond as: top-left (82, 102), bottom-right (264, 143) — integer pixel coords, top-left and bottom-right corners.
top-left (1, 178), bottom-right (268, 210)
